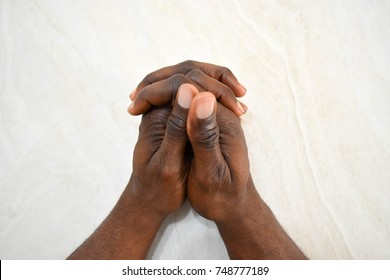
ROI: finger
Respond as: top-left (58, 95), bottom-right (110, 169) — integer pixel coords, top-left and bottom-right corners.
top-left (131, 60), bottom-right (246, 100)
top-left (195, 61), bottom-right (247, 97)
top-left (187, 92), bottom-right (225, 170)
top-left (128, 74), bottom-right (203, 115)
top-left (215, 103), bottom-right (250, 181)
top-left (128, 71), bottom-right (248, 117)
top-left (129, 88), bottom-right (137, 101)
top-left (154, 84), bottom-right (197, 167)
top-left (186, 69), bottom-right (247, 117)
top-left (133, 104), bottom-right (171, 169)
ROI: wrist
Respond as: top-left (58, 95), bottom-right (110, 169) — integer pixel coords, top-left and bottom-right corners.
top-left (215, 175), bottom-right (265, 228)
top-left (215, 178), bottom-right (307, 259)
top-left (120, 179), bottom-right (168, 225)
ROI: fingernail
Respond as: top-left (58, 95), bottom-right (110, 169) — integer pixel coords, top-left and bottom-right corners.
top-left (196, 98), bottom-right (214, 119)
top-left (130, 89), bottom-right (136, 101)
top-left (178, 85), bottom-right (193, 109)
top-left (238, 83), bottom-right (247, 94)
top-left (237, 101), bottom-right (248, 114)
top-left (127, 102), bottom-right (134, 114)
top-left (237, 101), bottom-right (245, 114)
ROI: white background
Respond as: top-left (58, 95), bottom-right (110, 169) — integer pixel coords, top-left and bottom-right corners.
top-left (0, 0), bottom-right (389, 259)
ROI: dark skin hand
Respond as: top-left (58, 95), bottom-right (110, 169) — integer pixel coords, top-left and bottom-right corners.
top-left (68, 84), bottom-right (196, 259)
top-left (68, 61), bottom-right (306, 259)
top-left (68, 60), bottom-right (244, 259)
top-left (185, 89), bottom-right (307, 259)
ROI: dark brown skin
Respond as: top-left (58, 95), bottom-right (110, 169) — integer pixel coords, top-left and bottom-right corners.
top-left (128, 60), bottom-right (248, 117)
top-left (186, 90), bottom-right (306, 259)
top-left (68, 85), bottom-right (194, 259)
top-left (68, 61), bottom-right (306, 259)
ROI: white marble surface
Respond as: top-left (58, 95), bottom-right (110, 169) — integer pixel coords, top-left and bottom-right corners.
top-left (1, 0), bottom-right (390, 259)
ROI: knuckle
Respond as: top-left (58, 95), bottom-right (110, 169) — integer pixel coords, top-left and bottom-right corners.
top-left (194, 125), bottom-right (219, 150)
top-left (186, 69), bottom-right (203, 80)
top-left (165, 111), bottom-right (186, 138)
top-left (220, 67), bottom-right (233, 80)
top-left (178, 60), bottom-right (197, 73)
top-left (139, 106), bottom-right (171, 138)
top-left (181, 59), bottom-right (195, 67)
top-left (142, 105), bottom-right (171, 124)
top-left (218, 87), bottom-right (235, 102)
top-left (170, 74), bottom-right (188, 91)
top-left (144, 73), bottom-right (155, 84)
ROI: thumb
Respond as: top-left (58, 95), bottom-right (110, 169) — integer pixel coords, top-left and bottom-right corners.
top-left (187, 92), bottom-right (225, 169)
top-left (158, 84), bottom-right (197, 159)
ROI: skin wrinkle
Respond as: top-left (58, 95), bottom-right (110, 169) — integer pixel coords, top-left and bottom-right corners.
top-left (68, 61), bottom-right (306, 260)
top-left (141, 106), bottom-right (170, 162)
top-left (165, 109), bottom-right (187, 139)
top-left (193, 113), bottom-right (219, 150)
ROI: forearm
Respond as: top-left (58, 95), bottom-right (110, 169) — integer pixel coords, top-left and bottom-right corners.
top-left (67, 182), bottom-right (164, 260)
top-left (216, 177), bottom-right (307, 260)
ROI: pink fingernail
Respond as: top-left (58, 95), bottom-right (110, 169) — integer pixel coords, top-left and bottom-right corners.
top-left (196, 98), bottom-right (215, 119)
top-left (178, 85), bottom-right (193, 109)
top-left (237, 101), bottom-right (248, 115)
top-left (239, 82), bottom-right (247, 93)
top-left (237, 101), bottom-right (245, 114)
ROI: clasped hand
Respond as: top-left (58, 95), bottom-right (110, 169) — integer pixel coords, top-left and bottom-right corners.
top-left (129, 60), bottom-right (252, 224)
top-left (68, 61), bottom-right (306, 260)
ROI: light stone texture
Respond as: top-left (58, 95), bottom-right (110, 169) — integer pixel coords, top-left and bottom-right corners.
top-left (1, 0), bottom-right (389, 259)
